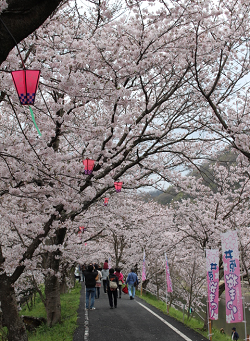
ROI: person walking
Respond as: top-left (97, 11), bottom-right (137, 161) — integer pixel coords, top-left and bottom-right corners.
top-left (126, 268), bottom-right (138, 300)
top-left (101, 260), bottom-right (109, 294)
top-left (231, 327), bottom-right (239, 340)
top-left (107, 268), bottom-right (119, 309)
top-left (95, 264), bottom-right (102, 299)
top-left (81, 263), bottom-right (86, 282)
top-left (83, 264), bottom-right (98, 310)
top-left (114, 267), bottom-right (124, 299)
top-left (74, 265), bottom-right (80, 282)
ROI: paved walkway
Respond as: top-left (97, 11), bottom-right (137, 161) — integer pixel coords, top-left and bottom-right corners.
top-left (73, 283), bottom-right (207, 341)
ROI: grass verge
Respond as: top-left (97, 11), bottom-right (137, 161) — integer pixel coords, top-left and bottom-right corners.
top-left (20, 282), bottom-right (82, 341)
top-left (136, 290), bottom-right (232, 341)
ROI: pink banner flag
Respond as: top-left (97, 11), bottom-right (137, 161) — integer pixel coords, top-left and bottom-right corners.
top-left (142, 250), bottom-right (146, 281)
top-left (206, 249), bottom-right (219, 320)
top-left (221, 230), bottom-right (243, 323)
top-left (165, 253), bottom-right (173, 293)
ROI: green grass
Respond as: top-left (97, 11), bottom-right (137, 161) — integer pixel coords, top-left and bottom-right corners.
top-left (20, 282), bottom-right (81, 341)
top-left (136, 290), bottom-right (232, 341)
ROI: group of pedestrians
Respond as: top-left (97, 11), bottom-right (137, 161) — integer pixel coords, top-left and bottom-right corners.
top-left (82, 261), bottom-right (139, 310)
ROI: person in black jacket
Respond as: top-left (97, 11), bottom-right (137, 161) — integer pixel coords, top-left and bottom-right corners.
top-left (107, 268), bottom-right (119, 309)
top-left (83, 264), bottom-right (98, 310)
top-left (231, 327), bottom-right (239, 340)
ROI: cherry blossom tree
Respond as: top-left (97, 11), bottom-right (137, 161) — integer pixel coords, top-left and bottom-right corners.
top-left (168, 160), bottom-right (250, 327)
top-left (1, 1), bottom-right (250, 339)
top-left (0, 2), bottom-right (214, 336)
top-left (186, 0), bottom-right (250, 162)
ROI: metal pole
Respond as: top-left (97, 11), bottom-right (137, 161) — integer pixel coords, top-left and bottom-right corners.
top-left (183, 303), bottom-right (185, 323)
top-left (207, 300), bottom-right (212, 341)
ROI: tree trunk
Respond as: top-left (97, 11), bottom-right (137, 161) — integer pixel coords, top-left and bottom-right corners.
top-left (0, 0), bottom-right (63, 65)
top-left (43, 227), bottom-right (66, 327)
top-left (203, 308), bottom-right (208, 331)
top-left (0, 275), bottom-right (28, 341)
top-left (45, 271), bottom-right (61, 327)
top-left (60, 273), bottom-right (67, 294)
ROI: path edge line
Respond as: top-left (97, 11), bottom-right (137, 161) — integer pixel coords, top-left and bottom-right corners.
top-left (136, 301), bottom-right (193, 341)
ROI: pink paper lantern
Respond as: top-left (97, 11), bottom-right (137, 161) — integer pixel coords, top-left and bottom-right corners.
top-left (104, 197), bottom-right (109, 206)
top-left (82, 159), bottom-right (95, 175)
top-left (11, 69), bottom-right (40, 105)
top-left (114, 182), bottom-right (123, 192)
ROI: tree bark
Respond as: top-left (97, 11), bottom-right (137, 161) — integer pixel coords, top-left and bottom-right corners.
top-left (43, 227), bottom-right (66, 326)
top-left (202, 308), bottom-right (208, 331)
top-left (0, 0), bottom-right (63, 65)
top-left (0, 275), bottom-right (28, 341)
top-left (45, 270), bottom-right (61, 327)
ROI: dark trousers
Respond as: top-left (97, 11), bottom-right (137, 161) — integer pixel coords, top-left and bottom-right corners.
top-left (103, 279), bottom-right (108, 293)
top-left (108, 289), bottom-right (117, 308)
top-left (95, 287), bottom-right (100, 298)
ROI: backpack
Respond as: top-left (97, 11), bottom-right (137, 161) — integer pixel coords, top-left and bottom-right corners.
top-left (108, 276), bottom-right (117, 291)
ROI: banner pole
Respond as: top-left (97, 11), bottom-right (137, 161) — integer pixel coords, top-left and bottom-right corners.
top-left (207, 300), bottom-right (212, 341)
top-left (209, 319), bottom-right (212, 341)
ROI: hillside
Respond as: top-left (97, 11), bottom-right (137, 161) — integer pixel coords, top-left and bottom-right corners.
top-left (146, 149), bottom-right (237, 205)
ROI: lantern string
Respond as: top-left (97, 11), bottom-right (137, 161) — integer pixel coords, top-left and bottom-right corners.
top-left (29, 106), bottom-right (42, 136)
top-left (0, 17), bottom-right (26, 69)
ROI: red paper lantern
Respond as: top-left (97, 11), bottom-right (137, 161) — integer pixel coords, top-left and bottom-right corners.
top-left (104, 197), bottom-right (109, 206)
top-left (78, 226), bottom-right (85, 235)
top-left (114, 182), bottom-right (123, 192)
top-left (83, 159), bottom-right (95, 175)
top-left (11, 70), bottom-right (40, 105)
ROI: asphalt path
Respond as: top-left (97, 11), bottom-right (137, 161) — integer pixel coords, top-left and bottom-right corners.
top-left (73, 283), bottom-right (207, 341)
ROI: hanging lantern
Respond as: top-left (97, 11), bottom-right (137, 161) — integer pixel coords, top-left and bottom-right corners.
top-left (83, 158), bottom-right (95, 175)
top-left (78, 226), bottom-right (85, 236)
top-left (114, 182), bottom-right (123, 192)
top-left (11, 69), bottom-right (40, 105)
top-left (104, 197), bottom-right (109, 206)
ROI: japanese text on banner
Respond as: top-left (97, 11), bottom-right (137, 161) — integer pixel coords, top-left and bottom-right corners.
top-left (221, 230), bottom-right (243, 323)
top-left (206, 249), bottom-right (219, 320)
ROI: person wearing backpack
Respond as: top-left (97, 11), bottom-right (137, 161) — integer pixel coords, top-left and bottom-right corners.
top-left (126, 268), bottom-right (138, 300)
top-left (107, 268), bottom-right (119, 309)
